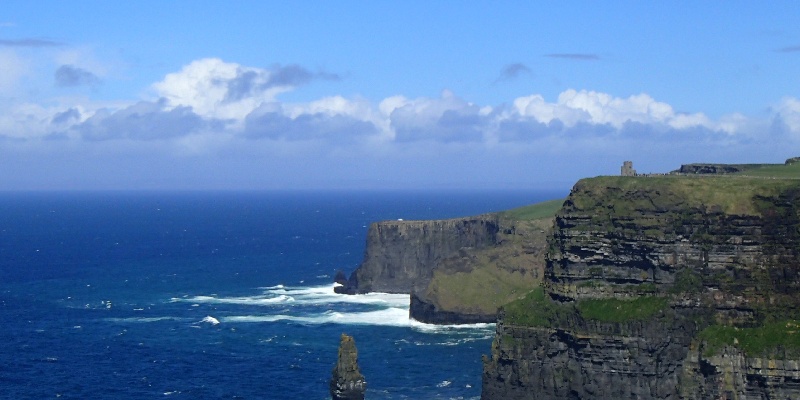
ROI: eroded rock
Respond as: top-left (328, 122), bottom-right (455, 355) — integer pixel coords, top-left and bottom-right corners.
top-left (330, 334), bottom-right (366, 400)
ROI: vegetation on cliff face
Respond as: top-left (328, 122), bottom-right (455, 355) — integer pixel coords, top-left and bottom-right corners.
top-left (484, 161), bottom-right (800, 399)
top-left (502, 287), bottom-right (668, 326)
top-left (420, 199), bottom-right (563, 318)
top-left (577, 296), bottom-right (668, 322)
top-left (698, 321), bottom-right (800, 358)
top-left (502, 287), bottom-right (570, 327)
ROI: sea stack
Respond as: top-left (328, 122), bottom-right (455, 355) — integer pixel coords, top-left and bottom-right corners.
top-left (330, 333), bottom-right (366, 400)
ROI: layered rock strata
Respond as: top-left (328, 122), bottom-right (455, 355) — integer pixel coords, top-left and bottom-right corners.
top-left (337, 207), bottom-right (556, 323)
top-left (482, 175), bottom-right (800, 399)
top-left (336, 216), bottom-right (500, 295)
top-left (330, 334), bottom-right (366, 400)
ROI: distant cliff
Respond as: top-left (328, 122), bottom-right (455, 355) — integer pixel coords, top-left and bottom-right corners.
top-left (482, 174), bottom-right (800, 399)
top-left (337, 201), bottom-right (562, 324)
top-left (337, 216), bottom-right (500, 295)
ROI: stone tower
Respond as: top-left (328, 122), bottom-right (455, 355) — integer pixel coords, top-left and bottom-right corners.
top-left (621, 161), bottom-right (636, 176)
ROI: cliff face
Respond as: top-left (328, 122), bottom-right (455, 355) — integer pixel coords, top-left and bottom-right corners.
top-left (483, 309), bottom-right (698, 399)
top-left (339, 215), bottom-right (501, 295)
top-left (338, 200), bottom-right (561, 324)
top-left (482, 176), bottom-right (800, 399)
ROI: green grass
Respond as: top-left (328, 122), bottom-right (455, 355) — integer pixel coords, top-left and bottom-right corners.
top-left (503, 288), bottom-right (668, 326)
top-left (503, 287), bottom-right (573, 327)
top-left (501, 199), bottom-right (565, 221)
top-left (577, 296), bottom-right (668, 323)
top-left (573, 175), bottom-right (800, 216)
top-left (733, 162), bottom-right (800, 178)
top-left (426, 264), bottom-right (540, 315)
top-left (698, 321), bottom-right (800, 357)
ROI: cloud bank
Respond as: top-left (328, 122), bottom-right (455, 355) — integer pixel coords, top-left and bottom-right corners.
top-left (1, 57), bottom-right (798, 190)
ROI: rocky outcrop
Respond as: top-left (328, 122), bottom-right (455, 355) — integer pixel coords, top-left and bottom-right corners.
top-left (336, 216), bottom-right (500, 295)
top-left (681, 344), bottom-right (800, 399)
top-left (676, 163), bottom-right (749, 174)
top-left (330, 334), bottom-right (366, 400)
top-left (482, 175), bottom-right (800, 399)
top-left (483, 309), bottom-right (699, 399)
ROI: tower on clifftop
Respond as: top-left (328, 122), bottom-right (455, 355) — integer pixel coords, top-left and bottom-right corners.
top-left (621, 161), bottom-right (636, 176)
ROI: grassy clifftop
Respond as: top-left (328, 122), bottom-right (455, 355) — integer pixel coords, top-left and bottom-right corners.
top-left (419, 198), bottom-right (564, 318)
top-left (570, 174), bottom-right (800, 216)
top-left (502, 165), bottom-right (800, 357)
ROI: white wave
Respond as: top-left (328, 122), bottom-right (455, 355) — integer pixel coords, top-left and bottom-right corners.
top-left (173, 283), bottom-right (408, 308)
top-left (200, 316), bottom-right (220, 325)
top-left (169, 283), bottom-right (495, 333)
top-left (409, 321), bottom-right (496, 333)
top-left (171, 294), bottom-right (294, 305)
top-left (437, 380), bottom-right (452, 388)
top-left (259, 284), bottom-right (285, 290)
top-left (223, 308), bottom-right (496, 333)
top-left (410, 334), bottom-right (496, 346)
top-left (105, 316), bottom-right (190, 323)
top-left (224, 307), bottom-right (412, 327)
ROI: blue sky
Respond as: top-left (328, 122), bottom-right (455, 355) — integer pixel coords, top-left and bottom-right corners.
top-left (2, 1), bottom-right (799, 190)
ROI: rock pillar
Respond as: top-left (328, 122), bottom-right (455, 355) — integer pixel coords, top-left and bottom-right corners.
top-left (330, 333), bottom-right (366, 400)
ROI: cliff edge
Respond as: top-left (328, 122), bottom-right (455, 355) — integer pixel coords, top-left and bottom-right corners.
top-left (482, 171), bottom-right (800, 399)
top-left (337, 200), bottom-right (563, 324)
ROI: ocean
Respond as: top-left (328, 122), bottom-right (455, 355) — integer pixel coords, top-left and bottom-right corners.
top-left (0, 190), bottom-right (564, 399)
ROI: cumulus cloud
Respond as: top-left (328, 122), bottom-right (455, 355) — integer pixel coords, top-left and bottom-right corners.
top-left (243, 109), bottom-right (378, 141)
top-left (386, 90), bottom-right (487, 142)
top-left (512, 89), bottom-right (716, 132)
top-left (3, 56), bottom-right (795, 169)
top-left (544, 53), bottom-right (600, 60)
top-left (495, 63), bottom-right (532, 82)
top-left (153, 58), bottom-right (340, 122)
top-left (771, 97), bottom-right (800, 137)
top-left (71, 100), bottom-right (209, 141)
top-left (55, 65), bottom-right (101, 87)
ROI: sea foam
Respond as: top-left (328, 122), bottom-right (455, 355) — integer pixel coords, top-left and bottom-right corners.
top-left (171, 283), bottom-right (494, 332)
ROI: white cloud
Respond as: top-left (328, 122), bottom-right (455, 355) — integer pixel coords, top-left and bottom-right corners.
top-left (152, 58), bottom-right (290, 123)
top-left (774, 96), bottom-right (800, 136)
top-left (513, 89), bottom-right (717, 132)
top-left (1, 55), bottom-right (794, 174)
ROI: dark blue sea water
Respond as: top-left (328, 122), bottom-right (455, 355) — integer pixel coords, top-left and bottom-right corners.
top-left (0, 190), bottom-right (564, 399)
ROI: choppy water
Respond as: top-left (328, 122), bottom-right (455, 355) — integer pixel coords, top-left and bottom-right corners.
top-left (0, 190), bottom-right (563, 399)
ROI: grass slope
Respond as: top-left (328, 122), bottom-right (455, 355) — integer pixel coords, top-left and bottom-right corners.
top-left (573, 175), bottom-right (800, 216)
top-left (422, 198), bottom-right (565, 316)
top-left (733, 161), bottom-right (800, 178)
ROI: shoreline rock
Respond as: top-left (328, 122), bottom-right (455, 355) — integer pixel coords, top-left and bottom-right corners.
top-left (330, 333), bottom-right (366, 400)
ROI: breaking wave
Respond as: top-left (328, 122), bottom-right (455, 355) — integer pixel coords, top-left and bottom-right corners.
top-left (168, 283), bottom-right (494, 332)
top-left (171, 283), bottom-right (409, 308)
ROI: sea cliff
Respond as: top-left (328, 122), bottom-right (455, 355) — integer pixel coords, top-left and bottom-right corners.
top-left (337, 201), bottom-right (561, 324)
top-left (337, 216), bottom-right (501, 295)
top-left (482, 173), bottom-right (800, 399)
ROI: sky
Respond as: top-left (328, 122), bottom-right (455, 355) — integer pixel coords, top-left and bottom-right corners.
top-left (1, 1), bottom-right (799, 191)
